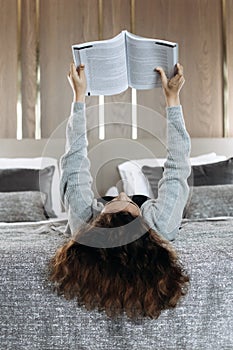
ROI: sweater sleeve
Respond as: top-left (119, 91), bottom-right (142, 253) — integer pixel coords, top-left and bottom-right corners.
top-left (140, 105), bottom-right (191, 241)
top-left (59, 102), bottom-right (96, 233)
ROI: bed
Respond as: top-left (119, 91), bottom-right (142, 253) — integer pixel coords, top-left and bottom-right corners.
top-left (0, 138), bottom-right (233, 349)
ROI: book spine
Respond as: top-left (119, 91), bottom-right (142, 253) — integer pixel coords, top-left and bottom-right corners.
top-left (73, 46), bottom-right (93, 95)
top-left (155, 42), bottom-right (177, 48)
top-left (73, 45), bottom-right (93, 50)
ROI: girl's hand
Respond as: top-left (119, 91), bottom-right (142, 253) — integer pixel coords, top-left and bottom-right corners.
top-left (67, 63), bottom-right (87, 103)
top-left (156, 63), bottom-right (185, 107)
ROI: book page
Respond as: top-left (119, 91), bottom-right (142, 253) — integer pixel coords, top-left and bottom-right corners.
top-left (126, 32), bottom-right (178, 89)
top-left (72, 32), bottom-right (128, 96)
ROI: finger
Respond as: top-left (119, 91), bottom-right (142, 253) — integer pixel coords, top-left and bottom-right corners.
top-left (156, 66), bottom-right (168, 86)
top-left (71, 63), bottom-right (79, 78)
top-left (78, 63), bottom-right (85, 78)
top-left (173, 73), bottom-right (181, 81)
top-left (169, 75), bottom-right (184, 86)
top-left (67, 71), bottom-right (73, 80)
top-left (179, 75), bottom-right (185, 82)
top-left (67, 68), bottom-right (72, 79)
top-left (70, 62), bottom-right (76, 73)
top-left (67, 74), bottom-right (72, 85)
top-left (176, 63), bottom-right (183, 76)
top-left (72, 62), bottom-right (77, 70)
top-left (179, 76), bottom-right (185, 85)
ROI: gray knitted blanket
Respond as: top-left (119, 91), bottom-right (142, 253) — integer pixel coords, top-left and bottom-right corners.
top-left (0, 218), bottom-right (232, 350)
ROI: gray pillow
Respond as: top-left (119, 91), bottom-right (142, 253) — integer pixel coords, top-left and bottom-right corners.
top-left (142, 157), bottom-right (233, 198)
top-left (0, 191), bottom-right (47, 222)
top-left (0, 166), bottom-right (56, 218)
top-left (141, 166), bottom-right (163, 198)
top-left (184, 185), bottom-right (233, 219)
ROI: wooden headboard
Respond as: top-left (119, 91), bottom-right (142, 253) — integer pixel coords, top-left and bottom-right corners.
top-left (1, 138), bottom-right (233, 197)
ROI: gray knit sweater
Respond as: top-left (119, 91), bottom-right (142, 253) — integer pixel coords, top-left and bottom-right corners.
top-left (60, 102), bottom-right (191, 241)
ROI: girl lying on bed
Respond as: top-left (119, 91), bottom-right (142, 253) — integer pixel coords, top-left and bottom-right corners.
top-left (49, 62), bottom-right (191, 319)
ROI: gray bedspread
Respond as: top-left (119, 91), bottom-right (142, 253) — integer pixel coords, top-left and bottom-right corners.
top-left (0, 218), bottom-right (233, 350)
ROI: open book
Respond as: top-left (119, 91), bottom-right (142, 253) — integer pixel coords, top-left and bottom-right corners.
top-left (72, 30), bottom-right (178, 96)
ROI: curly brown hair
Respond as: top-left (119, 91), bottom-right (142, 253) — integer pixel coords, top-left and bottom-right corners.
top-left (49, 211), bottom-right (189, 320)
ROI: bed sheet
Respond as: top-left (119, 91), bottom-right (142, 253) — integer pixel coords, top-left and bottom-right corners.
top-left (0, 218), bottom-right (232, 349)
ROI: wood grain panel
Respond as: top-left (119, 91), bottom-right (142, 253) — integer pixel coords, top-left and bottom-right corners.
top-left (135, 0), bottom-right (223, 138)
top-left (226, 0), bottom-right (233, 136)
top-left (0, 0), bottom-right (18, 138)
top-left (21, 0), bottom-right (37, 138)
top-left (40, 0), bottom-right (99, 138)
top-left (102, 0), bottom-right (131, 139)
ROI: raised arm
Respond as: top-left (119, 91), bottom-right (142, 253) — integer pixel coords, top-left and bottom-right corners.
top-left (141, 64), bottom-right (191, 241)
top-left (60, 63), bottom-right (95, 233)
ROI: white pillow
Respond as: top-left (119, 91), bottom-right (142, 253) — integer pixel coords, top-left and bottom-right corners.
top-left (189, 153), bottom-right (226, 165)
top-left (0, 157), bottom-right (62, 217)
top-left (118, 159), bottom-right (156, 197)
top-left (104, 186), bottom-right (119, 196)
top-left (118, 153), bottom-right (227, 197)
